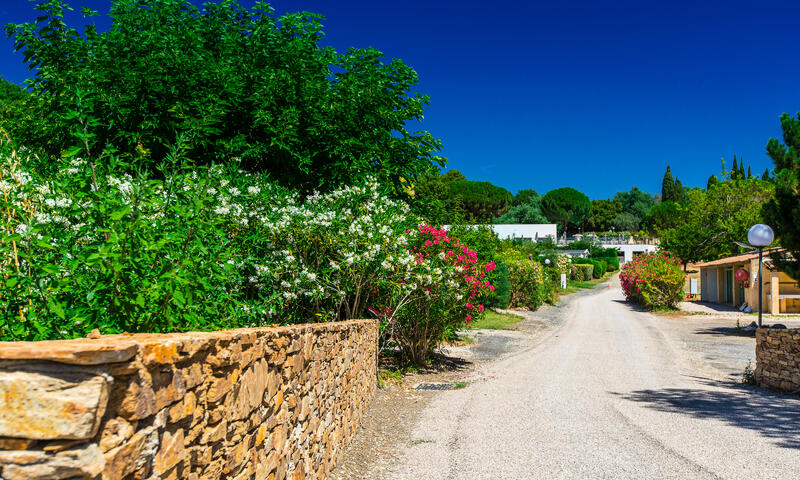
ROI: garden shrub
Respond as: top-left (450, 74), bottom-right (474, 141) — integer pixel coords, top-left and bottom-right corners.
top-left (1, 139), bottom-right (495, 352)
top-left (579, 264), bottom-right (594, 281)
top-left (486, 259), bottom-right (511, 309)
top-left (498, 252), bottom-right (548, 310)
top-left (569, 264), bottom-right (579, 280)
top-left (386, 224), bottom-right (495, 365)
top-left (591, 259), bottom-right (607, 278)
top-left (600, 256), bottom-right (620, 272)
top-left (619, 251), bottom-right (685, 309)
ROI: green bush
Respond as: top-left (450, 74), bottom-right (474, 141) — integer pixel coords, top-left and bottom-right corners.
top-left (1, 142), bottom-right (499, 347)
top-left (600, 256), bottom-right (620, 272)
top-left (579, 264), bottom-right (594, 281)
top-left (487, 259), bottom-right (511, 309)
top-left (498, 252), bottom-right (548, 310)
top-left (569, 264), bottom-right (579, 280)
top-left (591, 259), bottom-right (607, 278)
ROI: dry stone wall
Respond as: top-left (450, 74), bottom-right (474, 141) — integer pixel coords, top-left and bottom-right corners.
top-left (0, 319), bottom-right (378, 480)
top-left (755, 328), bottom-right (800, 395)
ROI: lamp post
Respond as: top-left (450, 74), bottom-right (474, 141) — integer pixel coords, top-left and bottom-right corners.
top-left (748, 224), bottom-right (774, 327)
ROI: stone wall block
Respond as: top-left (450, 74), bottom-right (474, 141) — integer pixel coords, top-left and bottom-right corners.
top-left (0, 365), bottom-right (109, 440)
top-left (756, 329), bottom-right (800, 394)
top-left (0, 319), bottom-right (378, 479)
top-left (0, 443), bottom-right (104, 480)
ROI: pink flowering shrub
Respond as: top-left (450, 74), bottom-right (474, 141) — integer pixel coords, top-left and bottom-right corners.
top-left (387, 224), bottom-right (495, 365)
top-left (619, 251), bottom-right (685, 309)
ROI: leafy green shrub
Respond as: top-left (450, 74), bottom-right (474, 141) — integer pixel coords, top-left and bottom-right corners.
top-left (2, 140), bottom-right (498, 344)
top-left (579, 264), bottom-right (594, 281)
top-left (487, 259), bottom-right (511, 309)
top-left (600, 256), bottom-right (620, 272)
top-left (619, 251), bottom-right (685, 309)
top-left (591, 259), bottom-right (607, 278)
top-left (499, 252), bottom-right (548, 309)
top-left (569, 264), bottom-right (579, 280)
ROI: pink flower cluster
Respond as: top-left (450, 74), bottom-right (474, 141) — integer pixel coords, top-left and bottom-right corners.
top-left (411, 224), bottom-right (496, 325)
top-left (619, 251), bottom-right (685, 308)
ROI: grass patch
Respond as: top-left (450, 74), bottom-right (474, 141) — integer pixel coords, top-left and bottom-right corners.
top-left (378, 365), bottom-right (419, 387)
top-left (467, 310), bottom-right (524, 330)
top-left (562, 272), bottom-right (613, 295)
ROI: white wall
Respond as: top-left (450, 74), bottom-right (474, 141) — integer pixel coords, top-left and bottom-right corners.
top-left (490, 224), bottom-right (558, 241)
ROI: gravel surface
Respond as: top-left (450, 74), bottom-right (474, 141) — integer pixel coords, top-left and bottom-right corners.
top-left (386, 280), bottom-right (800, 479)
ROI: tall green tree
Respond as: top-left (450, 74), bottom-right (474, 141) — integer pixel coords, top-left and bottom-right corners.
top-left (613, 187), bottom-right (654, 226)
top-left (747, 165), bottom-right (752, 179)
top-left (541, 187), bottom-right (592, 238)
top-left (447, 180), bottom-right (513, 222)
top-left (661, 179), bottom-right (774, 266)
top-left (6, 0), bottom-right (444, 193)
top-left (707, 174), bottom-right (719, 190)
top-left (661, 165), bottom-right (677, 202)
top-left (763, 112), bottom-right (800, 278)
top-left (643, 201), bottom-right (681, 234)
top-left (495, 197), bottom-right (548, 224)
top-left (761, 168), bottom-right (771, 181)
top-left (586, 198), bottom-right (623, 232)
top-left (673, 178), bottom-right (685, 202)
top-left (732, 156), bottom-right (740, 180)
top-left (513, 189), bottom-right (539, 206)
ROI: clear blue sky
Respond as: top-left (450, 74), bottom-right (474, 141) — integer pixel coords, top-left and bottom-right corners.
top-left (1, 0), bottom-right (799, 199)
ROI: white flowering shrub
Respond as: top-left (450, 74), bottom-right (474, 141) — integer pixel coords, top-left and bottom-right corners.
top-left (1, 137), bottom-right (497, 352)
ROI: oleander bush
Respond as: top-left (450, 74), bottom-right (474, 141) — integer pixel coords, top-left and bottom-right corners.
top-left (1, 140), bottom-right (493, 354)
top-left (384, 224), bottom-right (495, 364)
top-left (619, 251), bottom-right (685, 309)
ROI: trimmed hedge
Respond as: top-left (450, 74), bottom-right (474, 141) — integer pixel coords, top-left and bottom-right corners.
top-left (600, 256), bottom-right (620, 272)
top-left (579, 264), bottom-right (594, 281)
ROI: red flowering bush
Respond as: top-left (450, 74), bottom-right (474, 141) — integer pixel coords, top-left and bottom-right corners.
top-left (619, 251), bottom-right (685, 309)
top-left (387, 224), bottom-right (495, 365)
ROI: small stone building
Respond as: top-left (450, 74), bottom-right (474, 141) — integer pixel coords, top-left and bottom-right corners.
top-left (696, 248), bottom-right (800, 314)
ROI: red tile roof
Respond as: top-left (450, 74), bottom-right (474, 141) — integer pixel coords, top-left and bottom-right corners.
top-left (695, 247), bottom-right (787, 268)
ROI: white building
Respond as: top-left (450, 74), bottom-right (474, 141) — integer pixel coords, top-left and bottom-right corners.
top-left (489, 224), bottom-right (558, 242)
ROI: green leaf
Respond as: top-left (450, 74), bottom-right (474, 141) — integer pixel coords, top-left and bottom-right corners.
top-left (110, 206), bottom-right (131, 221)
top-left (61, 145), bottom-right (83, 158)
top-left (47, 297), bottom-right (66, 320)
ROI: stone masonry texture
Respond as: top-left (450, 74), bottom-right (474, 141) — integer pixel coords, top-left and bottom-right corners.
top-left (0, 319), bottom-right (378, 480)
top-left (755, 328), bottom-right (800, 395)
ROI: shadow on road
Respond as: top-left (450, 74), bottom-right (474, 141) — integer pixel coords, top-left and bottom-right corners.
top-left (613, 378), bottom-right (800, 450)
top-left (692, 326), bottom-right (755, 338)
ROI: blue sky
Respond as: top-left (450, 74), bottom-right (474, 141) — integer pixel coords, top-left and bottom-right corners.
top-left (1, 0), bottom-right (799, 199)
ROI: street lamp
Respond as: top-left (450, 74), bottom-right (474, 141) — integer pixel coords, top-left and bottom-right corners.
top-left (748, 224), bottom-right (774, 327)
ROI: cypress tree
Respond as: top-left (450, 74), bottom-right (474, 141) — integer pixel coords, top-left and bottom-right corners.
top-left (762, 168), bottom-right (771, 181)
top-left (732, 156), bottom-right (739, 180)
top-left (661, 166), bottom-right (676, 202)
top-left (739, 158), bottom-right (746, 179)
top-left (707, 174), bottom-right (719, 190)
top-left (747, 165), bottom-right (752, 179)
top-left (674, 178), bottom-right (684, 202)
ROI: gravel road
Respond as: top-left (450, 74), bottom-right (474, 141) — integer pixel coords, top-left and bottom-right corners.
top-left (388, 281), bottom-right (800, 479)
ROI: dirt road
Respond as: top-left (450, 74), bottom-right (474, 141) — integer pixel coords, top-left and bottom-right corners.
top-left (388, 281), bottom-right (800, 479)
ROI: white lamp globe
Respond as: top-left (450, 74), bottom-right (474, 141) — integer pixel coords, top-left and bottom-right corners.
top-left (748, 224), bottom-right (774, 247)
top-left (545, 258), bottom-right (551, 265)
